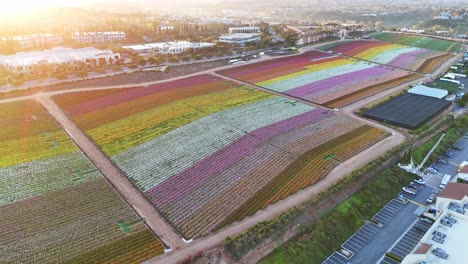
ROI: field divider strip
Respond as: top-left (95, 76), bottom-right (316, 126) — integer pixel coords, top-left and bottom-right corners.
top-left (37, 95), bottom-right (185, 250)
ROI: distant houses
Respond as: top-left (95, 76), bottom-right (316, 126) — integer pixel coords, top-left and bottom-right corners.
top-left (72, 32), bottom-right (127, 43)
top-left (123, 41), bottom-right (215, 55)
top-left (1, 34), bottom-right (64, 49)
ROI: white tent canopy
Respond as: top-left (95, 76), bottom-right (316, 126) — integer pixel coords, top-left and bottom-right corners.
top-left (408, 85), bottom-right (449, 99)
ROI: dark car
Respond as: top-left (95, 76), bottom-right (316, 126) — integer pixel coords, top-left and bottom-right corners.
top-left (413, 224), bottom-right (429, 232)
top-left (452, 145), bottom-right (462, 151)
top-left (432, 248), bottom-right (449, 259)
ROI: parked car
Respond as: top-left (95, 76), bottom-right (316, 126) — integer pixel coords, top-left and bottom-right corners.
top-left (432, 248), bottom-right (449, 259)
top-left (427, 167), bottom-right (438, 173)
top-left (415, 178), bottom-right (426, 185)
top-left (432, 231), bottom-right (446, 238)
top-left (430, 166), bottom-right (440, 172)
top-left (432, 235), bottom-right (445, 244)
top-left (437, 159), bottom-right (448, 165)
top-left (413, 224), bottom-right (429, 232)
top-left (444, 152), bottom-right (454, 158)
top-left (402, 187), bottom-right (416, 195)
top-left (426, 193), bottom-right (436, 204)
top-left (452, 145), bottom-right (462, 151)
top-left (464, 133), bottom-right (468, 138)
top-left (419, 218), bottom-right (433, 224)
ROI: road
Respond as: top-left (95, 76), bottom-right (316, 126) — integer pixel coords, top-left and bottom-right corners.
top-left (0, 42), bottom-right (461, 264)
top-left (37, 96), bottom-right (185, 250)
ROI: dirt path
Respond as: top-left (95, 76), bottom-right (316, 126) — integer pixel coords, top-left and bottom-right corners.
top-left (37, 96), bottom-right (185, 250)
top-left (0, 43), bottom-right (460, 264)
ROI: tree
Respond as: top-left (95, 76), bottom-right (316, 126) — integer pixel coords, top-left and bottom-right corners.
top-left (76, 71), bottom-right (88, 78)
top-left (136, 57), bottom-right (147, 66)
top-left (194, 54), bottom-right (203, 60)
top-left (282, 29), bottom-right (299, 46)
top-left (459, 93), bottom-right (468, 107)
top-left (54, 72), bottom-right (68, 80)
top-left (182, 55), bottom-right (190, 62)
top-left (374, 21), bottom-right (384, 31)
top-left (148, 57), bottom-right (157, 64)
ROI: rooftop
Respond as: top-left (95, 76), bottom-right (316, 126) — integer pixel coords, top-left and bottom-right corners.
top-left (439, 183), bottom-right (468, 201)
top-left (414, 243), bottom-right (432, 254)
top-left (0, 47), bottom-right (116, 67)
top-left (460, 165), bottom-right (468, 174)
top-left (408, 85), bottom-right (449, 99)
top-left (404, 213), bottom-right (468, 264)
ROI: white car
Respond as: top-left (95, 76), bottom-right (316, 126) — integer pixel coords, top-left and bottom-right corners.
top-left (402, 187), bottom-right (416, 195)
top-left (415, 179), bottom-right (426, 185)
top-left (427, 167), bottom-right (438, 173)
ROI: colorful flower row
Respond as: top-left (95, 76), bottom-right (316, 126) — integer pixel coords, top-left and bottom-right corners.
top-left (0, 101), bottom-right (164, 263)
top-left (53, 75), bottom-right (388, 238)
top-left (319, 40), bottom-right (452, 73)
top-left (219, 51), bottom-right (419, 107)
top-left (371, 32), bottom-right (462, 52)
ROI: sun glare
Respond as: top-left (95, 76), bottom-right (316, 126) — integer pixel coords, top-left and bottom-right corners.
top-left (0, 0), bottom-right (76, 15)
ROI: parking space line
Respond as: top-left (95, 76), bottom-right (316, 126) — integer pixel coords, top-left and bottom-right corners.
top-left (376, 214), bottom-right (392, 221)
top-left (383, 207), bottom-right (399, 214)
top-left (398, 239), bottom-right (415, 248)
top-left (361, 226), bottom-right (377, 234)
top-left (365, 223), bottom-right (379, 231)
top-left (350, 236), bottom-right (366, 245)
top-left (379, 210), bottom-right (394, 217)
top-left (344, 241), bottom-right (360, 251)
top-left (358, 229), bottom-right (373, 239)
top-left (385, 204), bottom-right (401, 211)
top-left (330, 254), bottom-right (345, 264)
top-left (394, 244), bottom-right (409, 252)
top-left (376, 212), bottom-right (392, 219)
top-left (405, 233), bottom-right (420, 243)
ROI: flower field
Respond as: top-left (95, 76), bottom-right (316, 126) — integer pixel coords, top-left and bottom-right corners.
top-left (0, 101), bottom-right (164, 263)
top-left (53, 75), bottom-right (388, 238)
top-left (371, 32), bottom-right (462, 53)
top-left (319, 40), bottom-right (453, 73)
top-left (218, 51), bottom-right (420, 108)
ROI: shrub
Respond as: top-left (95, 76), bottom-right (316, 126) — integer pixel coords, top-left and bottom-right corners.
top-left (76, 71), bottom-right (88, 78)
top-left (54, 72), bottom-right (68, 80)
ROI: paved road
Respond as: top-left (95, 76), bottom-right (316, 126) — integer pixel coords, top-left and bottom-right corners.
top-left (37, 96), bottom-right (185, 250)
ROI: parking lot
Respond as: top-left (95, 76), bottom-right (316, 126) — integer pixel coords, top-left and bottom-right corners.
top-left (385, 219), bottom-right (433, 260)
top-left (322, 184), bottom-right (434, 264)
top-left (423, 135), bottom-right (468, 189)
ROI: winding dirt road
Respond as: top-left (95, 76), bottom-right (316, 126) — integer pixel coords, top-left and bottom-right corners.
top-left (0, 42), bottom-right (462, 264)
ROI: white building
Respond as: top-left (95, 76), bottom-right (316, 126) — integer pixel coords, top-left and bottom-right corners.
top-left (72, 32), bottom-right (126, 43)
top-left (228, 27), bottom-right (261, 34)
top-left (123, 41), bottom-right (215, 55)
top-left (402, 183), bottom-right (468, 264)
top-left (2, 34), bottom-right (64, 49)
top-left (160, 26), bottom-right (174, 31)
top-left (218, 33), bottom-right (261, 44)
top-left (408, 85), bottom-right (449, 99)
top-left (0, 47), bottom-right (120, 74)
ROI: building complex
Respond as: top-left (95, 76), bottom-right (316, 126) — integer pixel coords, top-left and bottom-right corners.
top-left (402, 183), bottom-right (468, 264)
top-left (0, 47), bottom-right (120, 74)
top-left (123, 41), bottom-right (215, 54)
top-left (72, 32), bottom-right (126, 43)
top-left (1, 34), bottom-right (64, 49)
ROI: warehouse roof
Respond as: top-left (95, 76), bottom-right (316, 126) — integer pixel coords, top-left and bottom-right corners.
top-left (408, 85), bottom-right (449, 99)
